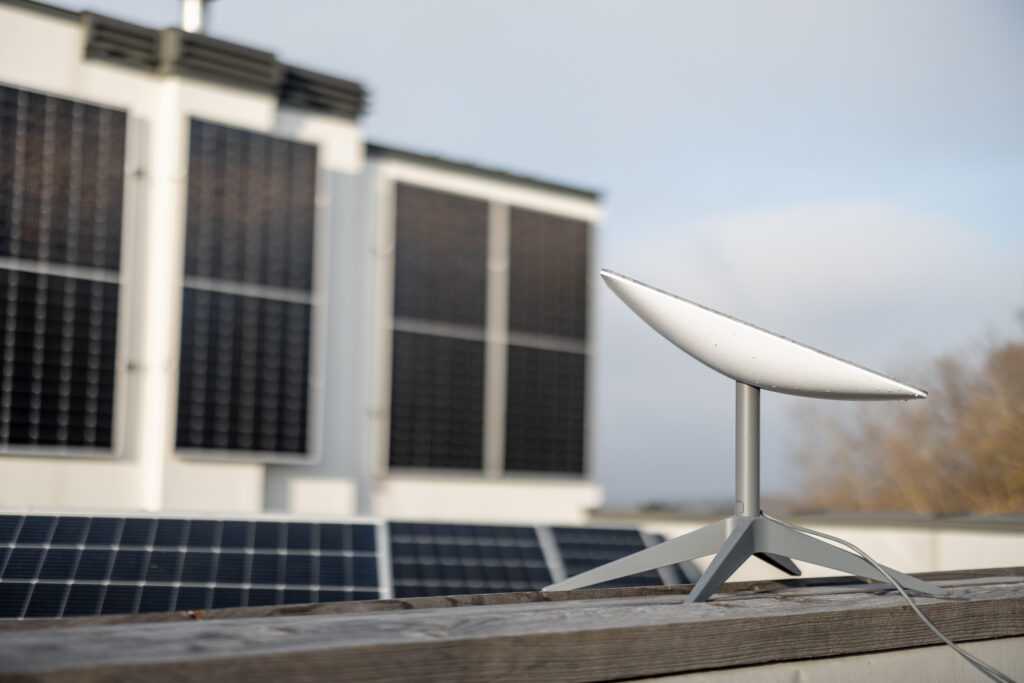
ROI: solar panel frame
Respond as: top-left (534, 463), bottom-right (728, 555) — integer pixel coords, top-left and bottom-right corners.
top-left (0, 84), bottom-right (128, 458)
top-left (0, 514), bottom-right (387, 619)
top-left (175, 118), bottom-right (322, 465)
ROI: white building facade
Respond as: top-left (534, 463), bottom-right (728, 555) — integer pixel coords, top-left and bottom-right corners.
top-left (0, 0), bottom-right (603, 523)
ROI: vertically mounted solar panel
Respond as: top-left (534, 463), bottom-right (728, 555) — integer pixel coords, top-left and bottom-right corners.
top-left (176, 119), bottom-right (317, 458)
top-left (0, 85), bottom-right (126, 452)
top-left (389, 184), bottom-right (489, 471)
top-left (504, 206), bottom-right (589, 474)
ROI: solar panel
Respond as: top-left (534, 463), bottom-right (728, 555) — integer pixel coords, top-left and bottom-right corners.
top-left (177, 119), bottom-right (317, 458)
top-left (508, 207), bottom-right (588, 340)
top-left (392, 183), bottom-right (488, 327)
top-left (389, 331), bottom-right (485, 470)
top-left (504, 345), bottom-right (585, 473)
top-left (0, 85), bottom-right (126, 451)
top-left (0, 515), bottom-right (383, 619)
top-left (389, 522), bottom-right (551, 598)
top-left (552, 527), bottom-right (666, 589)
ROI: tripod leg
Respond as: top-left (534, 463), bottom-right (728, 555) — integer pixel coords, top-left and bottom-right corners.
top-left (754, 552), bottom-right (801, 576)
top-left (757, 520), bottom-right (945, 595)
top-left (685, 519), bottom-right (757, 603)
top-left (543, 518), bottom-right (730, 592)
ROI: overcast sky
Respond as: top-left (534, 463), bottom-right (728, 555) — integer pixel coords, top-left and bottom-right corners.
top-left (59, 0), bottom-right (1024, 507)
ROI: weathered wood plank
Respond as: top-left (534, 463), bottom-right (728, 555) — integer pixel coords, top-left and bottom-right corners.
top-left (4, 565), bottom-right (1020, 633)
top-left (0, 577), bottom-right (1022, 682)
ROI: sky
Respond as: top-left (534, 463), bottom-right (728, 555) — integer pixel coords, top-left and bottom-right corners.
top-left (58, 0), bottom-right (1024, 507)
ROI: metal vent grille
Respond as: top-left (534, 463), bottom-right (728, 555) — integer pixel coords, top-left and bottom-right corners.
top-left (158, 29), bottom-right (281, 91)
top-left (82, 13), bottom-right (159, 71)
top-left (280, 66), bottom-right (366, 119)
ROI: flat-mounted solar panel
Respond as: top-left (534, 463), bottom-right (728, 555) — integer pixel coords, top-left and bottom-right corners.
top-left (0, 85), bottom-right (126, 452)
top-left (551, 527), bottom-right (665, 589)
top-left (389, 522), bottom-right (551, 598)
top-left (177, 119), bottom-right (317, 460)
top-left (392, 183), bottom-right (488, 327)
top-left (508, 207), bottom-right (588, 340)
top-left (504, 345), bottom-right (585, 474)
top-left (389, 331), bottom-right (485, 470)
top-left (0, 515), bottom-right (383, 619)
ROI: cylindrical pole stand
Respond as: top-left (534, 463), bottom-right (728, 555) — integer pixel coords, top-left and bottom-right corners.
top-left (735, 382), bottom-right (760, 517)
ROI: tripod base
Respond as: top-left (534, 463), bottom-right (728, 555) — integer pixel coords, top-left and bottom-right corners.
top-left (543, 515), bottom-right (946, 602)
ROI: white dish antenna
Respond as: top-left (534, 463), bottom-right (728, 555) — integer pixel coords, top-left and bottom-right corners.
top-left (544, 270), bottom-right (943, 602)
top-left (601, 270), bottom-right (924, 400)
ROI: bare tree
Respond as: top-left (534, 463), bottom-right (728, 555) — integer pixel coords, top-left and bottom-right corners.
top-left (794, 336), bottom-right (1024, 515)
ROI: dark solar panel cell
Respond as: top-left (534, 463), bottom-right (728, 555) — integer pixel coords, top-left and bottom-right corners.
top-left (100, 585), bottom-right (138, 615)
top-left (250, 553), bottom-right (282, 585)
top-left (175, 586), bottom-right (210, 611)
top-left (119, 518), bottom-right (154, 547)
top-left (247, 588), bottom-right (278, 606)
top-left (504, 346), bottom-right (585, 474)
top-left (75, 549), bottom-right (112, 580)
top-left (50, 517), bottom-right (88, 545)
top-left (17, 517), bottom-right (55, 544)
top-left (212, 587), bottom-right (243, 609)
top-left (181, 552), bottom-right (215, 583)
top-left (0, 516), bottom-right (21, 543)
top-left (153, 519), bottom-right (187, 548)
top-left (317, 589), bottom-right (349, 603)
top-left (220, 521), bottom-right (251, 548)
top-left (0, 582), bottom-right (31, 618)
top-left (85, 518), bottom-right (121, 546)
top-left (176, 289), bottom-right (311, 454)
top-left (215, 552), bottom-right (247, 584)
top-left (284, 554), bottom-right (312, 585)
top-left (146, 551), bottom-right (182, 582)
top-left (253, 522), bottom-right (283, 549)
top-left (282, 589), bottom-right (311, 605)
top-left (352, 556), bottom-right (378, 586)
top-left (63, 583), bottom-right (103, 617)
top-left (351, 526), bottom-right (376, 552)
top-left (508, 207), bottom-right (588, 339)
top-left (38, 548), bottom-right (79, 580)
top-left (110, 550), bottom-right (148, 581)
top-left (388, 331), bottom-right (484, 470)
top-left (318, 556), bottom-right (347, 587)
top-left (24, 583), bottom-right (68, 618)
top-left (353, 591), bottom-right (379, 601)
top-left (184, 119), bottom-right (316, 290)
top-left (286, 523), bottom-right (312, 550)
top-left (4, 548), bottom-right (43, 579)
top-left (138, 586), bottom-right (173, 614)
top-left (319, 524), bottom-right (345, 552)
top-left (187, 520), bottom-right (219, 548)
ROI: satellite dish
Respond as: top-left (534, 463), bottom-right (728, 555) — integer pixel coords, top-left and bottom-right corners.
top-left (601, 270), bottom-right (925, 400)
top-left (544, 270), bottom-right (944, 602)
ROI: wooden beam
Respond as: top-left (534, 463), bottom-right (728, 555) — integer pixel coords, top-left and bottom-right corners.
top-left (0, 572), bottom-right (1022, 682)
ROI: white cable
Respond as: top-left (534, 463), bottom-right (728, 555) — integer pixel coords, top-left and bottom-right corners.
top-left (761, 512), bottom-right (1015, 683)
